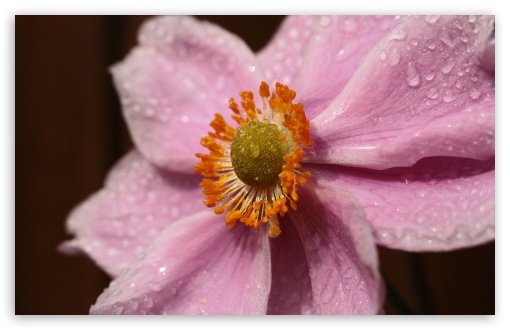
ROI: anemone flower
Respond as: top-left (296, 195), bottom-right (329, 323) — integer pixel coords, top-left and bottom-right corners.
top-left (61, 15), bottom-right (495, 315)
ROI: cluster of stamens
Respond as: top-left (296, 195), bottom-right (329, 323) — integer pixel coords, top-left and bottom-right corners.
top-left (195, 82), bottom-right (313, 238)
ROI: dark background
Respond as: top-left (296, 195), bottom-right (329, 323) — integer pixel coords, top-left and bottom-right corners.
top-left (15, 15), bottom-right (495, 315)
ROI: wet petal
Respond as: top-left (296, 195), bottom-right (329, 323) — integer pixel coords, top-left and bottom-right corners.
top-left (267, 218), bottom-right (313, 315)
top-left (257, 16), bottom-right (319, 87)
top-left (309, 15), bottom-right (495, 169)
top-left (60, 150), bottom-right (203, 277)
top-left (290, 184), bottom-right (384, 314)
top-left (90, 211), bottom-right (271, 315)
top-left (112, 16), bottom-right (264, 173)
top-left (311, 157), bottom-right (494, 251)
top-left (258, 16), bottom-right (400, 120)
top-left (293, 16), bottom-right (401, 119)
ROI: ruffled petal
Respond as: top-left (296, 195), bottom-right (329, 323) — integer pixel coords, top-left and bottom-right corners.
top-left (60, 150), bottom-right (203, 277)
top-left (258, 16), bottom-right (400, 120)
top-left (308, 15), bottom-right (495, 169)
top-left (112, 16), bottom-right (264, 173)
top-left (90, 211), bottom-right (271, 315)
top-left (266, 218), bottom-right (313, 315)
top-left (290, 184), bottom-right (384, 314)
top-left (293, 16), bottom-right (401, 119)
top-left (257, 16), bottom-right (319, 86)
top-left (310, 157), bottom-right (494, 251)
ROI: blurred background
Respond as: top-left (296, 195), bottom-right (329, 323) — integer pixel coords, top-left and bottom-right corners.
top-left (15, 15), bottom-right (495, 315)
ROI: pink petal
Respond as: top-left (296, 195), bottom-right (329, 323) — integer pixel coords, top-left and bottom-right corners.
top-left (293, 16), bottom-right (401, 119)
top-left (111, 16), bottom-right (264, 173)
top-left (310, 156), bottom-right (494, 251)
top-left (258, 16), bottom-right (400, 120)
top-left (60, 150), bottom-right (204, 277)
top-left (290, 184), bottom-right (384, 314)
top-left (257, 16), bottom-right (319, 87)
top-left (308, 15), bottom-right (495, 169)
top-left (90, 211), bottom-right (271, 315)
top-left (267, 218), bottom-right (313, 315)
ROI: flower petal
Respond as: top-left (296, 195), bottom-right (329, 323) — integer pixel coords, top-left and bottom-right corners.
top-left (89, 211), bottom-right (271, 315)
top-left (267, 218), bottom-right (313, 315)
top-left (60, 150), bottom-right (204, 277)
top-left (111, 16), bottom-right (264, 173)
top-left (293, 16), bottom-right (401, 119)
top-left (258, 16), bottom-right (400, 120)
top-left (290, 183), bottom-right (384, 314)
top-left (308, 15), bottom-right (495, 169)
top-left (310, 157), bottom-right (494, 251)
top-left (257, 16), bottom-right (319, 86)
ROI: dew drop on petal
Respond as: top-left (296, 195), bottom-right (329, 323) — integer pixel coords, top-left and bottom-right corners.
top-left (426, 87), bottom-right (440, 99)
top-left (440, 60), bottom-right (455, 74)
top-left (470, 89), bottom-right (481, 100)
top-left (388, 45), bottom-right (401, 67)
top-left (425, 39), bottom-right (436, 50)
top-left (442, 90), bottom-right (457, 103)
top-left (423, 70), bottom-right (436, 81)
top-left (424, 15), bottom-right (440, 25)
top-left (379, 49), bottom-right (387, 61)
top-left (406, 62), bottom-right (421, 88)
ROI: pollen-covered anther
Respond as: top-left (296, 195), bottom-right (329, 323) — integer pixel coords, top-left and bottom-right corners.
top-left (195, 81), bottom-right (313, 238)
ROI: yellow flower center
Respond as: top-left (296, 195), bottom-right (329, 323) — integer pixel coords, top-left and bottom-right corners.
top-left (230, 121), bottom-right (285, 186)
top-left (195, 82), bottom-right (313, 238)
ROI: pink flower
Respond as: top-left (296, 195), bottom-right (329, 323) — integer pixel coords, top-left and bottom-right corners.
top-left (61, 15), bottom-right (495, 314)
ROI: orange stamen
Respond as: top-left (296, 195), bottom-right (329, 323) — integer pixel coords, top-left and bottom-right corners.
top-left (195, 81), bottom-right (313, 238)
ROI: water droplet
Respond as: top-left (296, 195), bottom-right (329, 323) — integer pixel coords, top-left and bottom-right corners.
top-left (459, 32), bottom-right (469, 43)
top-left (392, 27), bottom-right (407, 40)
top-left (128, 299), bottom-right (139, 311)
top-left (143, 296), bottom-right (154, 308)
top-left (181, 115), bottom-right (189, 123)
top-left (470, 90), bottom-right (481, 100)
top-left (442, 90), bottom-right (457, 103)
top-left (148, 282), bottom-right (162, 291)
top-left (438, 27), bottom-right (456, 48)
top-left (388, 45), bottom-right (401, 66)
top-left (335, 49), bottom-right (345, 61)
top-left (426, 87), bottom-right (439, 99)
top-left (440, 60), bottom-right (455, 74)
top-left (342, 18), bottom-right (357, 32)
top-left (410, 38), bottom-right (418, 46)
top-left (453, 19), bottom-right (464, 30)
top-left (425, 39), bottom-right (436, 50)
top-left (423, 69), bottom-right (436, 81)
top-left (468, 15), bottom-right (478, 23)
top-left (379, 49), bottom-right (387, 61)
top-left (424, 15), bottom-right (440, 25)
top-left (406, 62), bottom-right (421, 88)
top-left (250, 143), bottom-right (260, 158)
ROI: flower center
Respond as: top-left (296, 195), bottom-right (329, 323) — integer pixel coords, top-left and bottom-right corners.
top-left (195, 81), bottom-right (313, 238)
top-left (231, 121), bottom-right (285, 186)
